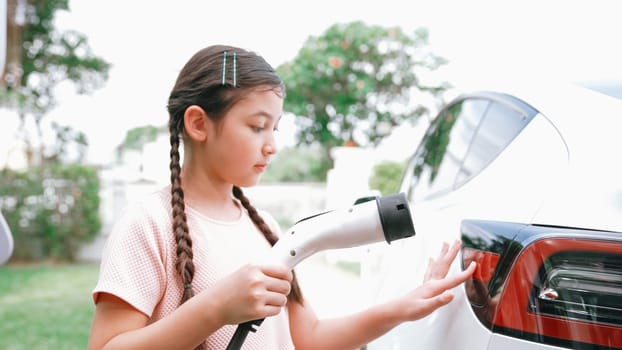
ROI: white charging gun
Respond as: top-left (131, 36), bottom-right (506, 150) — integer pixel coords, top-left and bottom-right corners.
top-left (227, 192), bottom-right (416, 350)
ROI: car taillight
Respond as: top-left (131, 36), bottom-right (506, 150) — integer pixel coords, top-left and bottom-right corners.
top-left (533, 251), bottom-right (622, 326)
top-left (463, 248), bottom-right (500, 284)
top-left (462, 220), bottom-right (622, 349)
top-left (462, 247), bottom-right (500, 320)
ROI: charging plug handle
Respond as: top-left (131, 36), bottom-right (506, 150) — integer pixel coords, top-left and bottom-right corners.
top-left (375, 192), bottom-right (415, 244)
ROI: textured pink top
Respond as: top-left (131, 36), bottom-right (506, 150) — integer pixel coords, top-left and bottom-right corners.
top-left (93, 186), bottom-right (294, 349)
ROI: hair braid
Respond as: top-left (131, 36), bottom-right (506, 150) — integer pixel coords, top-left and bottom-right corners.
top-left (232, 186), bottom-right (304, 303)
top-left (169, 118), bottom-right (197, 304)
top-left (170, 119), bottom-right (205, 350)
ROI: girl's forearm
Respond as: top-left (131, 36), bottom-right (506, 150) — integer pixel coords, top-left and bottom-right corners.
top-left (290, 299), bottom-right (405, 350)
top-left (97, 295), bottom-right (225, 350)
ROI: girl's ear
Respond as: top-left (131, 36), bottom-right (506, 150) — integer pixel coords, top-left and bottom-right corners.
top-left (183, 105), bottom-right (209, 142)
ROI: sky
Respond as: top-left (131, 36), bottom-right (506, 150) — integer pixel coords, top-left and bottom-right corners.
top-left (2, 0), bottom-right (621, 166)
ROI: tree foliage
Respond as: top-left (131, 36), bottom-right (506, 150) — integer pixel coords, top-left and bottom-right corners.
top-left (277, 21), bottom-right (448, 155)
top-left (113, 124), bottom-right (168, 167)
top-left (414, 103), bottom-right (461, 182)
top-left (120, 125), bottom-right (165, 152)
top-left (1, 0), bottom-right (110, 115)
top-left (1, 0), bottom-right (110, 167)
top-left (48, 121), bottom-right (89, 163)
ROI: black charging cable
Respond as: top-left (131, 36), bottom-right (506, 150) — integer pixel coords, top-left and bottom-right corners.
top-left (225, 318), bottom-right (265, 350)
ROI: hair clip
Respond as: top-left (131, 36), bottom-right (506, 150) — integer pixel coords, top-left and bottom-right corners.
top-left (222, 51), bottom-right (227, 85)
top-left (232, 52), bottom-right (237, 87)
top-left (184, 283), bottom-right (193, 291)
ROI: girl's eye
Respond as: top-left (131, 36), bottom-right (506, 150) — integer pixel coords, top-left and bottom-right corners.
top-left (251, 126), bottom-right (264, 132)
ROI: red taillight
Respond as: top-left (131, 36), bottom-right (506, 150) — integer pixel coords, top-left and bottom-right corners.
top-left (462, 220), bottom-right (622, 349)
top-left (494, 238), bottom-right (622, 348)
top-left (463, 247), bottom-right (500, 284)
top-left (462, 247), bottom-right (502, 325)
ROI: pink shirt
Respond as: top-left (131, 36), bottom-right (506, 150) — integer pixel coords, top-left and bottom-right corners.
top-left (93, 186), bottom-right (294, 349)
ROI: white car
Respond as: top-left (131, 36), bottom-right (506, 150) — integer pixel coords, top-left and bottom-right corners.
top-left (362, 80), bottom-right (622, 350)
top-left (0, 212), bottom-right (13, 265)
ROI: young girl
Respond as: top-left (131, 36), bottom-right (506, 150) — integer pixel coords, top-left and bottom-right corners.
top-left (88, 44), bottom-right (476, 350)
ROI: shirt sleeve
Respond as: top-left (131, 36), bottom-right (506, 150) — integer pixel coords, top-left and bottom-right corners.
top-left (92, 199), bottom-right (168, 317)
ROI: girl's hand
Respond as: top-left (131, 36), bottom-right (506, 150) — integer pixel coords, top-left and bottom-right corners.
top-left (205, 264), bottom-right (293, 325)
top-left (424, 240), bottom-right (463, 283)
top-left (399, 240), bottom-right (476, 321)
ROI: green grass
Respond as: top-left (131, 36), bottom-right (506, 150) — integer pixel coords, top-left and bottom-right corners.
top-left (0, 263), bottom-right (100, 350)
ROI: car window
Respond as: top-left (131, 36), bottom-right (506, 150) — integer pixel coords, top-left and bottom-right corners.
top-left (456, 100), bottom-right (531, 186)
top-left (407, 98), bottom-right (489, 201)
top-left (575, 80), bottom-right (622, 100)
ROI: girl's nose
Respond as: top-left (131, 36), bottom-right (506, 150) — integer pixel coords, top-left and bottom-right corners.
top-left (262, 138), bottom-right (277, 156)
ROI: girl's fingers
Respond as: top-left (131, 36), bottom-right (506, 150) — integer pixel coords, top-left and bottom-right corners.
top-left (423, 257), bottom-right (434, 281)
top-left (405, 258), bottom-right (476, 321)
top-left (425, 240), bottom-right (463, 282)
top-left (261, 265), bottom-right (293, 281)
top-left (439, 241), bottom-right (450, 257)
top-left (262, 304), bottom-right (284, 317)
top-left (264, 290), bottom-right (289, 308)
top-left (440, 240), bottom-right (460, 264)
top-left (265, 276), bottom-right (292, 295)
top-left (435, 261), bottom-right (476, 291)
top-left (418, 260), bottom-right (476, 300)
top-left (260, 265), bottom-right (293, 295)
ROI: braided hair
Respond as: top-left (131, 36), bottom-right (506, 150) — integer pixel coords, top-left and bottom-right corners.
top-left (166, 45), bottom-right (303, 320)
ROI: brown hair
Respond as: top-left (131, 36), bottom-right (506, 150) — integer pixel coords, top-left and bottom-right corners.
top-left (166, 45), bottom-right (303, 333)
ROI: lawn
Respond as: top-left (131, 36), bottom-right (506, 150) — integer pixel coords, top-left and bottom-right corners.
top-left (0, 263), bottom-right (100, 350)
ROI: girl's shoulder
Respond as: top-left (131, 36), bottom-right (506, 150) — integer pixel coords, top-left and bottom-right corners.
top-left (110, 186), bottom-right (172, 237)
top-left (137, 186), bottom-right (172, 215)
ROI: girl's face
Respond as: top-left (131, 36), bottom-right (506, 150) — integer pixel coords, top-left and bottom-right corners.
top-left (204, 87), bottom-right (283, 187)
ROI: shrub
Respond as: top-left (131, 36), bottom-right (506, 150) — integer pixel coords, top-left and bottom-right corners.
top-left (0, 164), bottom-right (101, 262)
top-left (369, 161), bottom-right (407, 195)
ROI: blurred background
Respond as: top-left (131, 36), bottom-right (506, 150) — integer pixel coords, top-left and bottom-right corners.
top-left (1, 0), bottom-right (621, 348)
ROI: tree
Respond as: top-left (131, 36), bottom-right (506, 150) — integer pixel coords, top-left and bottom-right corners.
top-left (0, 0), bottom-right (108, 263)
top-left (115, 124), bottom-right (167, 168)
top-left (1, 0), bottom-right (110, 165)
top-left (277, 21), bottom-right (448, 171)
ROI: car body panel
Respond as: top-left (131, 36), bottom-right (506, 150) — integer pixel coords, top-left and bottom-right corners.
top-left (488, 334), bottom-right (572, 350)
top-left (483, 82), bottom-right (622, 233)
